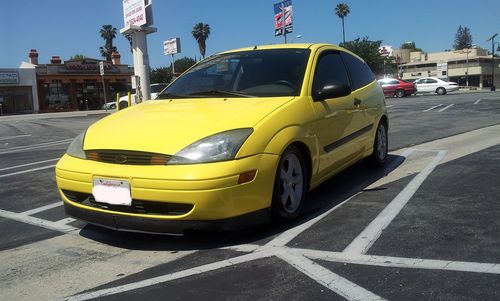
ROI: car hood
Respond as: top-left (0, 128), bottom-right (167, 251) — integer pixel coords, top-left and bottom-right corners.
top-left (84, 97), bottom-right (294, 154)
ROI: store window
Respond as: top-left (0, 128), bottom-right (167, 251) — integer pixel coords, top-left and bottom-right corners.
top-left (0, 86), bottom-right (33, 114)
top-left (43, 80), bottom-right (70, 110)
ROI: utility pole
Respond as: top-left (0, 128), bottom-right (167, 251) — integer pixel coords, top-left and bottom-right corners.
top-left (486, 33), bottom-right (498, 91)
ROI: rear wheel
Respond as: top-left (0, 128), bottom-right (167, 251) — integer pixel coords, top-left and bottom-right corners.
top-left (436, 87), bottom-right (447, 95)
top-left (272, 145), bottom-right (307, 221)
top-left (395, 89), bottom-right (405, 98)
top-left (368, 121), bottom-right (388, 167)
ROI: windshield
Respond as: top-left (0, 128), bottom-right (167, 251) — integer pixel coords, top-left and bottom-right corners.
top-left (151, 84), bottom-right (168, 93)
top-left (158, 48), bottom-right (311, 99)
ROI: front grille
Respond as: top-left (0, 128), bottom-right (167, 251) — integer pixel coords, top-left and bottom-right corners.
top-left (62, 190), bottom-right (193, 216)
top-left (86, 150), bottom-right (171, 165)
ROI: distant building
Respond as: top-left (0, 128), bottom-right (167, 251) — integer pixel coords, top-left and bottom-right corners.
top-left (0, 60), bottom-right (39, 114)
top-left (0, 49), bottom-right (134, 115)
top-left (398, 47), bottom-right (500, 88)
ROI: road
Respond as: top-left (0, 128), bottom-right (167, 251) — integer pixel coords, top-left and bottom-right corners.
top-left (0, 91), bottom-right (499, 300)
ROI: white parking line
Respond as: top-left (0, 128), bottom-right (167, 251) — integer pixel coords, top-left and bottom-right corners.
top-left (0, 158), bottom-right (60, 172)
top-left (0, 134), bottom-right (32, 141)
top-left (62, 251), bottom-right (272, 301)
top-left (423, 104), bottom-right (443, 112)
top-left (0, 208), bottom-right (78, 234)
top-left (277, 251), bottom-right (386, 301)
top-left (474, 98), bottom-right (482, 105)
top-left (386, 105), bottom-right (395, 108)
top-left (0, 165), bottom-right (56, 178)
top-left (0, 139), bottom-right (72, 155)
top-left (343, 150), bottom-right (446, 254)
top-left (437, 104), bottom-right (454, 112)
top-left (20, 202), bottom-right (63, 216)
top-left (54, 217), bottom-right (76, 225)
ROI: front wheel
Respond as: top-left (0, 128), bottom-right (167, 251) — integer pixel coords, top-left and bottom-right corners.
top-left (272, 145), bottom-right (307, 221)
top-left (368, 121), bottom-right (388, 167)
top-left (436, 87), bottom-right (447, 95)
top-left (395, 89), bottom-right (405, 98)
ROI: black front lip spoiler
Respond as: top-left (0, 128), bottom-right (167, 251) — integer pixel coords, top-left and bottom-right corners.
top-left (64, 203), bottom-right (271, 235)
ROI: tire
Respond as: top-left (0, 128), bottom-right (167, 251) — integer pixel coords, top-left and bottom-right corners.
top-left (271, 145), bottom-right (307, 221)
top-left (436, 87), bottom-right (447, 95)
top-left (368, 121), bottom-right (388, 167)
top-left (395, 89), bottom-right (405, 98)
top-left (110, 104), bottom-right (117, 109)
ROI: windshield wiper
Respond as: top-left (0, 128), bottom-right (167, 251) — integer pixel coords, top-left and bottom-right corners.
top-left (156, 92), bottom-right (188, 99)
top-left (188, 90), bottom-right (256, 98)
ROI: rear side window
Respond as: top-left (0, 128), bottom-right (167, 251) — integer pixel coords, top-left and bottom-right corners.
top-left (312, 52), bottom-right (350, 95)
top-left (341, 52), bottom-right (375, 90)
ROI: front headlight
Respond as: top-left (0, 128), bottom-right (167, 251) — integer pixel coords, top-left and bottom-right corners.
top-left (66, 131), bottom-right (86, 159)
top-left (168, 128), bottom-right (253, 164)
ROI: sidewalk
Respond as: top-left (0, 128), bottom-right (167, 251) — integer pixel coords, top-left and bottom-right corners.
top-left (0, 110), bottom-right (112, 122)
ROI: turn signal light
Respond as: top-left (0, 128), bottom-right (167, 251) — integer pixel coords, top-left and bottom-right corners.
top-left (238, 170), bottom-right (257, 184)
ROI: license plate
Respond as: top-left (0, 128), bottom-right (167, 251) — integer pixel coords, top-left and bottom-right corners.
top-left (92, 178), bottom-right (132, 206)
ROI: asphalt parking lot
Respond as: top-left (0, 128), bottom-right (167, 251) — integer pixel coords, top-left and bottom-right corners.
top-left (1, 91), bottom-right (499, 300)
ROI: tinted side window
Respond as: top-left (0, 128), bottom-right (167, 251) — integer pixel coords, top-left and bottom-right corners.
top-left (312, 52), bottom-right (350, 95)
top-left (340, 52), bottom-right (375, 90)
top-left (426, 78), bottom-right (438, 84)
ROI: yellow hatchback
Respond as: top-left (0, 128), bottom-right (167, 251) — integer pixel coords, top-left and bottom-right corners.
top-left (56, 43), bottom-right (388, 234)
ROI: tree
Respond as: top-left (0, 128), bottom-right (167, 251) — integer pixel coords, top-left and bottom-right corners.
top-left (341, 37), bottom-right (394, 75)
top-left (192, 23), bottom-right (211, 58)
top-left (99, 25), bottom-right (117, 61)
top-left (400, 41), bottom-right (422, 52)
top-left (453, 26), bottom-right (473, 50)
top-left (69, 54), bottom-right (86, 60)
top-left (150, 57), bottom-right (197, 83)
top-left (335, 3), bottom-right (350, 44)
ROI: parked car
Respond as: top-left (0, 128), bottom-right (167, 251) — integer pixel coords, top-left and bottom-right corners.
top-left (377, 78), bottom-right (416, 98)
top-left (56, 43), bottom-right (388, 234)
top-left (117, 83), bottom-right (168, 108)
top-left (414, 77), bottom-right (459, 95)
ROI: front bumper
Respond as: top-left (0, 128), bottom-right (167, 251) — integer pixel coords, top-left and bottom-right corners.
top-left (64, 202), bottom-right (270, 235)
top-left (56, 153), bottom-right (279, 233)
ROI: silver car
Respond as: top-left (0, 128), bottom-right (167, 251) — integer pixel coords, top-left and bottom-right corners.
top-left (414, 77), bottom-right (459, 95)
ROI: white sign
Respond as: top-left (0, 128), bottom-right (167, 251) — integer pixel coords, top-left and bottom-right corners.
top-left (437, 62), bottom-right (448, 76)
top-left (164, 38), bottom-right (181, 55)
top-left (379, 45), bottom-right (393, 57)
top-left (0, 72), bottom-right (19, 84)
top-left (99, 61), bottom-right (105, 76)
top-left (123, 0), bottom-right (147, 28)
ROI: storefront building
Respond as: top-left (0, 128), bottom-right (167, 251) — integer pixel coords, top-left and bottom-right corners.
top-left (32, 50), bottom-right (134, 111)
top-left (0, 63), bottom-right (39, 115)
top-left (399, 47), bottom-right (500, 88)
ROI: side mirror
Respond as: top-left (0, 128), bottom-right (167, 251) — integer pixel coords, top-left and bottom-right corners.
top-left (314, 82), bottom-right (351, 101)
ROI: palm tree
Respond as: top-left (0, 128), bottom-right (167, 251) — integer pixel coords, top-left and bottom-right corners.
top-left (192, 23), bottom-right (211, 58)
top-left (99, 25), bottom-right (117, 61)
top-left (335, 3), bottom-right (350, 44)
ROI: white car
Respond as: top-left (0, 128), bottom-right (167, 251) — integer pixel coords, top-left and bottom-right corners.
top-left (117, 83), bottom-right (168, 108)
top-left (414, 77), bottom-right (459, 95)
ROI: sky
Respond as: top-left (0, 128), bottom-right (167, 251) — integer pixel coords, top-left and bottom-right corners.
top-left (1, 0), bottom-right (500, 69)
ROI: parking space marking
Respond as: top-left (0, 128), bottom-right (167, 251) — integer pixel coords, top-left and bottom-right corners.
top-left (301, 249), bottom-right (500, 275)
top-left (54, 217), bottom-right (76, 225)
top-left (0, 158), bottom-right (59, 172)
top-left (0, 134), bottom-right (32, 141)
top-left (0, 139), bottom-right (72, 155)
top-left (343, 150), bottom-right (446, 255)
top-left (385, 105), bottom-right (395, 108)
top-left (20, 201), bottom-right (63, 216)
top-left (0, 164), bottom-right (56, 178)
top-left (437, 104), bottom-right (454, 112)
top-left (423, 104), bottom-right (443, 112)
top-left (62, 251), bottom-right (273, 301)
top-left (474, 98), bottom-right (482, 105)
top-left (277, 251), bottom-right (386, 301)
top-left (0, 208), bottom-right (78, 234)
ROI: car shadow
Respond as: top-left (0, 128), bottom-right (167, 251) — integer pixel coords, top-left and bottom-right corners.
top-left (78, 153), bottom-right (407, 251)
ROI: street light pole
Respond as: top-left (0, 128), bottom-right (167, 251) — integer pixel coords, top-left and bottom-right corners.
top-left (487, 33), bottom-right (498, 91)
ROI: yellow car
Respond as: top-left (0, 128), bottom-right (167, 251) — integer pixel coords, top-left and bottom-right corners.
top-left (56, 43), bottom-right (388, 234)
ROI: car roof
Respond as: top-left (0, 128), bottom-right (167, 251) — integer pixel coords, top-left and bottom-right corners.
top-left (218, 43), bottom-right (366, 64)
